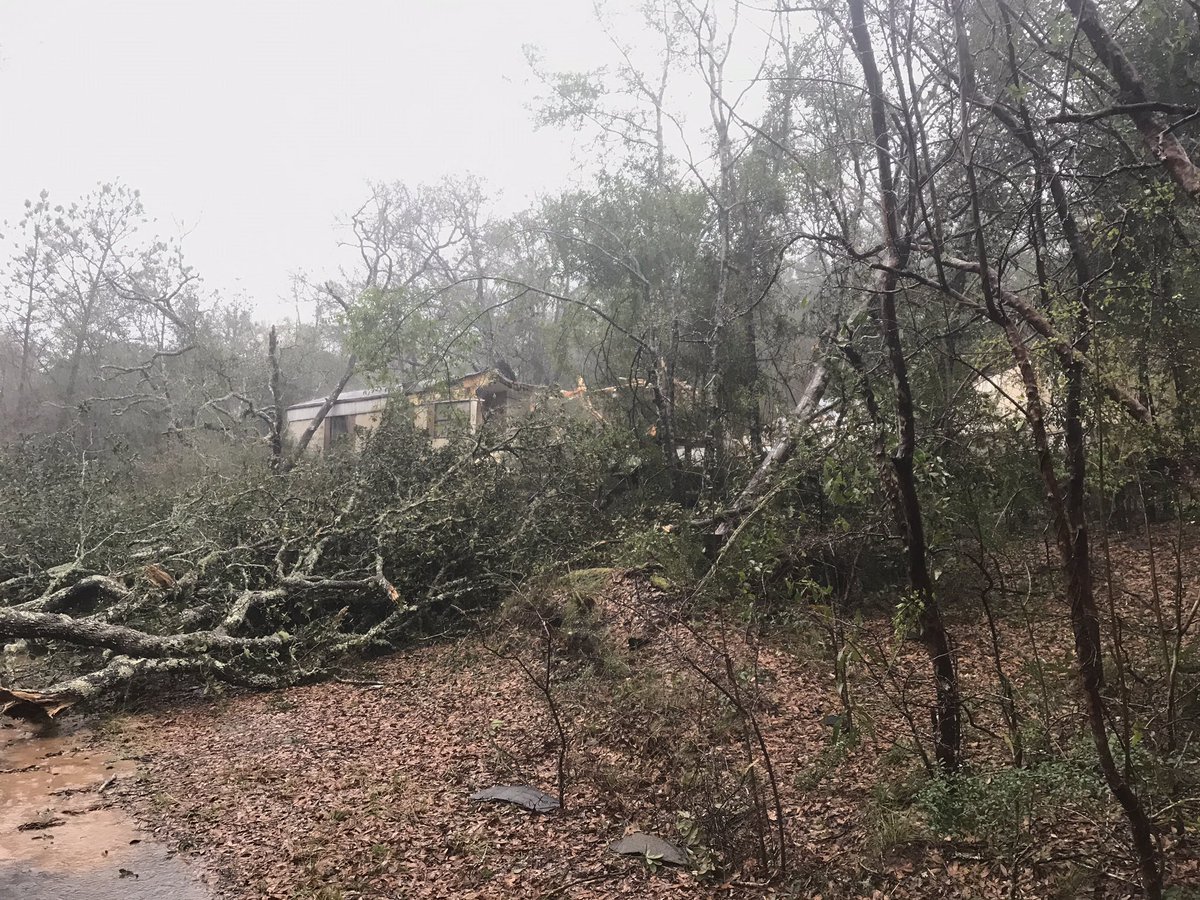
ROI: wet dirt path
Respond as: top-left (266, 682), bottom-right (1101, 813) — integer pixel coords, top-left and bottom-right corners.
top-left (0, 722), bottom-right (210, 899)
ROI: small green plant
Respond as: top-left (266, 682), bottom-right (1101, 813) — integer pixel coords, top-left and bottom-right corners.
top-left (499, 569), bottom-right (629, 678)
top-left (862, 802), bottom-right (925, 861)
top-left (676, 811), bottom-right (717, 876)
top-left (614, 515), bottom-right (706, 588)
top-left (891, 589), bottom-right (926, 642)
top-left (794, 735), bottom-right (853, 792)
top-left (915, 759), bottom-right (1105, 854)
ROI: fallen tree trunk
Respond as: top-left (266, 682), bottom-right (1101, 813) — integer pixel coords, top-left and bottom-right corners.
top-left (0, 604), bottom-right (294, 723)
top-left (8, 574), bottom-right (131, 614)
top-left (709, 326), bottom-right (842, 544)
top-left (0, 655), bottom-right (286, 721)
top-left (281, 353), bottom-right (358, 473)
top-left (0, 565), bottom-right (410, 722)
top-left (0, 607), bottom-right (288, 659)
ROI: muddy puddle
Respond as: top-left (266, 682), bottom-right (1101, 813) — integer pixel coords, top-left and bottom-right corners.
top-left (0, 722), bottom-right (210, 899)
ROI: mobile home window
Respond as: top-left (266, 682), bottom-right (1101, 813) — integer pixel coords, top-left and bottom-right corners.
top-left (430, 401), bottom-right (471, 438)
top-left (326, 414), bottom-right (354, 447)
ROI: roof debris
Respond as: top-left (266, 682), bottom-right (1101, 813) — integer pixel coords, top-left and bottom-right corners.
top-left (609, 832), bottom-right (688, 867)
top-left (468, 784), bottom-right (560, 813)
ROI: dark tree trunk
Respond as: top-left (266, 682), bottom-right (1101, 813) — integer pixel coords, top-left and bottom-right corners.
top-left (966, 10), bottom-right (1166, 892)
top-left (1062, 0), bottom-right (1200, 200)
top-left (268, 326), bottom-right (286, 471)
top-left (848, 0), bottom-right (960, 772)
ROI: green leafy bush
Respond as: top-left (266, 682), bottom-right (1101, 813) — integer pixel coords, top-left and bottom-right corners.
top-left (916, 760), bottom-right (1105, 853)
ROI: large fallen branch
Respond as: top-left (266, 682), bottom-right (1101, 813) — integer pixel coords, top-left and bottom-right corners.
top-left (0, 416), bottom-right (611, 721)
top-left (280, 353), bottom-right (358, 473)
top-left (11, 574), bottom-right (132, 614)
top-left (0, 607), bottom-right (288, 659)
top-left (0, 655), bottom-right (285, 721)
top-left (0, 602), bottom-right (295, 722)
top-left (708, 315), bottom-right (855, 544)
top-left (717, 351), bottom-right (833, 533)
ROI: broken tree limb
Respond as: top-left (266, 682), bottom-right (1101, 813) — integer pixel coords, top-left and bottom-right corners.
top-left (326, 606), bottom-right (414, 658)
top-left (281, 352), bottom-right (358, 473)
top-left (0, 607), bottom-right (288, 659)
top-left (10, 574), bottom-right (132, 614)
top-left (0, 688), bottom-right (75, 721)
top-left (1, 654), bottom-right (285, 721)
top-left (0, 571), bottom-right (62, 601)
top-left (711, 360), bottom-right (829, 539)
top-left (219, 570), bottom-right (403, 637)
top-left (220, 586), bottom-right (289, 636)
top-left (710, 310), bottom-right (860, 543)
top-left (924, 254), bottom-right (1154, 425)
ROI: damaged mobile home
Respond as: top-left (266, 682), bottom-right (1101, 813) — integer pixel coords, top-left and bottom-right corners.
top-left (285, 368), bottom-right (545, 452)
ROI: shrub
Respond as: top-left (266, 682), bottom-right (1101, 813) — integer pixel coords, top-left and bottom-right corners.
top-left (916, 759), bottom-right (1105, 853)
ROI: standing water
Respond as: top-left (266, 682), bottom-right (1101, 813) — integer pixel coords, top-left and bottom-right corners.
top-left (0, 722), bottom-right (210, 899)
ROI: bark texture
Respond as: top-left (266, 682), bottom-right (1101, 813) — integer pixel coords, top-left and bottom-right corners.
top-left (848, 0), bottom-right (960, 772)
top-left (1063, 0), bottom-right (1200, 201)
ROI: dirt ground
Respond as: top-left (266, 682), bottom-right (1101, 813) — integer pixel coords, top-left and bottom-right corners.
top-left (85, 540), bottom-right (1200, 899)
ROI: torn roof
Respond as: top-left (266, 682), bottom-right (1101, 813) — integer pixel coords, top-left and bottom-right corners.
top-left (285, 387), bottom-right (390, 412)
top-left (286, 368), bottom-right (545, 411)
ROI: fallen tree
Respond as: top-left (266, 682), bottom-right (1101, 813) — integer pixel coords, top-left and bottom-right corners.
top-left (0, 411), bottom-right (640, 720)
top-left (710, 335), bottom-right (836, 543)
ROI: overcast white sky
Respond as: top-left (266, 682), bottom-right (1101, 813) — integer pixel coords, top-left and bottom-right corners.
top-left (0, 1), bottom-right (615, 316)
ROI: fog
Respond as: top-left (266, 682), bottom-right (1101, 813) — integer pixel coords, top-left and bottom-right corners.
top-left (0, 0), bottom-right (603, 314)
